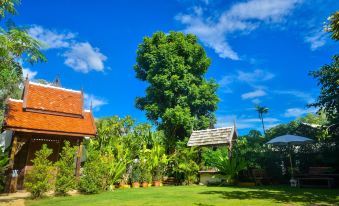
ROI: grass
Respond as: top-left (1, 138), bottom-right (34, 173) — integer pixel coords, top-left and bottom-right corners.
top-left (25, 185), bottom-right (339, 206)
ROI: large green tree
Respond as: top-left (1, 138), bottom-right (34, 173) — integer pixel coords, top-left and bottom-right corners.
top-left (0, 0), bottom-right (46, 124)
top-left (134, 31), bottom-right (219, 150)
top-left (309, 11), bottom-right (339, 136)
top-left (309, 55), bottom-right (339, 132)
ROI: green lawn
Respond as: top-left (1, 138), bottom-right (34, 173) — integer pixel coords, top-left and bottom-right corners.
top-left (25, 186), bottom-right (339, 206)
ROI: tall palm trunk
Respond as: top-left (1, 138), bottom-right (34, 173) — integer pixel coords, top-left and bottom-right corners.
top-left (255, 105), bottom-right (269, 137)
top-left (260, 113), bottom-right (266, 136)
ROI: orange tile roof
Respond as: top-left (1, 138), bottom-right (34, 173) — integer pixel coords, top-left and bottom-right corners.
top-left (4, 100), bottom-right (96, 137)
top-left (23, 82), bottom-right (83, 116)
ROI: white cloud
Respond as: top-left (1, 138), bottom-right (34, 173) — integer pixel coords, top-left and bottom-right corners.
top-left (227, 0), bottom-right (300, 21)
top-left (28, 25), bottom-right (108, 73)
top-left (216, 115), bottom-right (280, 129)
top-left (28, 25), bottom-right (75, 49)
top-left (241, 89), bottom-right (266, 99)
top-left (240, 117), bottom-right (279, 123)
top-left (63, 42), bottom-right (107, 73)
top-left (218, 69), bottom-right (274, 92)
top-left (274, 90), bottom-right (314, 104)
top-left (251, 98), bottom-right (261, 104)
top-left (22, 68), bottom-right (38, 80)
top-left (284, 107), bottom-right (317, 117)
top-left (304, 29), bottom-right (327, 50)
top-left (218, 75), bottom-right (234, 93)
top-left (176, 0), bottom-right (301, 60)
top-left (237, 69), bottom-right (275, 83)
top-left (84, 93), bottom-right (107, 111)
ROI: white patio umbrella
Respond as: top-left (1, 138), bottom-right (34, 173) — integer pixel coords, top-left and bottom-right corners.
top-left (266, 134), bottom-right (314, 178)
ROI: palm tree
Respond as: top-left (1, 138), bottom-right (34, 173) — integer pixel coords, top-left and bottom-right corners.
top-left (255, 105), bottom-right (269, 136)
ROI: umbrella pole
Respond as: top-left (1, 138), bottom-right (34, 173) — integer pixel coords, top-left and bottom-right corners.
top-left (289, 145), bottom-right (294, 178)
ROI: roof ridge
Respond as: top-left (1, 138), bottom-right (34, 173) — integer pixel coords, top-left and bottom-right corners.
top-left (8, 98), bottom-right (23, 102)
top-left (192, 126), bottom-right (233, 132)
top-left (29, 81), bottom-right (81, 93)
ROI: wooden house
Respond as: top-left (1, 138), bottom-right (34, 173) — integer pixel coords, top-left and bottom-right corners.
top-left (1, 80), bottom-right (96, 192)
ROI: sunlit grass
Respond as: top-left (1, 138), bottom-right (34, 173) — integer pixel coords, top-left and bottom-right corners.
top-left (26, 185), bottom-right (339, 206)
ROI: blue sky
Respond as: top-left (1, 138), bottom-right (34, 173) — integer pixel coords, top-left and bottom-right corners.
top-left (12, 0), bottom-right (338, 134)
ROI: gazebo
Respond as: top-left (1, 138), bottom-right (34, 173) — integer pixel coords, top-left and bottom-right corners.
top-left (187, 125), bottom-right (238, 185)
top-left (1, 79), bottom-right (97, 192)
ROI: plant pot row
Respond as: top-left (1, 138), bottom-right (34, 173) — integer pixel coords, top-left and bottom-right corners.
top-left (129, 180), bottom-right (162, 188)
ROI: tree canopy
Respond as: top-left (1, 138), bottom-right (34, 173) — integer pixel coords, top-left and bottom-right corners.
top-left (134, 31), bottom-right (219, 151)
top-left (325, 11), bottom-right (339, 41)
top-left (309, 55), bottom-right (339, 127)
top-left (0, 0), bottom-right (46, 124)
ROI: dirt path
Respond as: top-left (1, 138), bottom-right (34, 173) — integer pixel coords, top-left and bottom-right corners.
top-left (0, 191), bottom-right (30, 206)
top-left (0, 190), bottom-right (81, 206)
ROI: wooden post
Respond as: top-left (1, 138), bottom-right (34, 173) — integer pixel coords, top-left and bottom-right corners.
top-left (75, 139), bottom-right (83, 180)
top-left (5, 136), bottom-right (18, 193)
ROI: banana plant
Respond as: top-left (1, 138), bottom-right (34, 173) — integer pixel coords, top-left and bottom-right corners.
top-left (149, 141), bottom-right (168, 181)
top-left (203, 147), bottom-right (248, 184)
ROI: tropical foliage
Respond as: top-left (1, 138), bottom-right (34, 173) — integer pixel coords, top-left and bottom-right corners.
top-left (203, 141), bottom-right (248, 184)
top-left (149, 139), bottom-right (169, 181)
top-left (171, 140), bottom-right (199, 185)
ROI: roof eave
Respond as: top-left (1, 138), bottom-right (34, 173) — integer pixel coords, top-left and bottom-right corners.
top-left (4, 127), bottom-right (96, 138)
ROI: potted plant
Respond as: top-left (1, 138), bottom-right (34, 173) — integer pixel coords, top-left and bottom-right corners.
top-left (140, 169), bottom-right (151, 188)
top-left (149, 141), bottom-right (169, 187)
top-left (131, 165), bottom-right (141, 188)
top-left (152, 168), bottom-right (162, 187)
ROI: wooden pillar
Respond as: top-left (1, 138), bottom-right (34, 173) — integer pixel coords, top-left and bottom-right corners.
top-left (5, 136), bottom-right (18, 193)
top-left (75, 139), bottom-right (83, 180)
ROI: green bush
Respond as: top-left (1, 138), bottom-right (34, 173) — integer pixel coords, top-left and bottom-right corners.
top-left (131, 163), bottom-right (141, 183)
top-left (24, 144), bottom-right (54, 198)
top-left (55, 141), bottom-right (77, 195)
top-left (171, 141), bottom-right (199, 185)
top-left (0, 146), bottom-right (9, 192)
top-left (79, 147), bottom-right (104, 194)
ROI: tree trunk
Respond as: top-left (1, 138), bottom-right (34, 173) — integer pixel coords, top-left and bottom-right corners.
top-left (261, 116), bottom-right (266, 136)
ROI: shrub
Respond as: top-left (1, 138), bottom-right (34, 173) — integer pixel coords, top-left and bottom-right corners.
top-left (0, 146), bottom-right (9, 192)
top-left (55, 141), bottom-right (77, 195)
top-left (140, 167), bottom-right (152, 183)
top-left (131, 163), bottom-right (141, 183)
top-left (79, 147), bottom-right (104, 194)
top-left (171, 141), bottom-right (199, 185)
top-left (24, 144), bottom-right (54, 198)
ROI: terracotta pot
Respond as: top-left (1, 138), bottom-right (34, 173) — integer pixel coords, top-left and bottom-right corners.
top-left (237, 182), bottom-right (255, 187)
top-left (132, 182), bottom-right (140, 188)
top-left (153, 180), bottom-right (161, 187)
top-left (142, 182), bottom-right (148, 188)
top-left (119, 182), bottom-right (130, 189)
